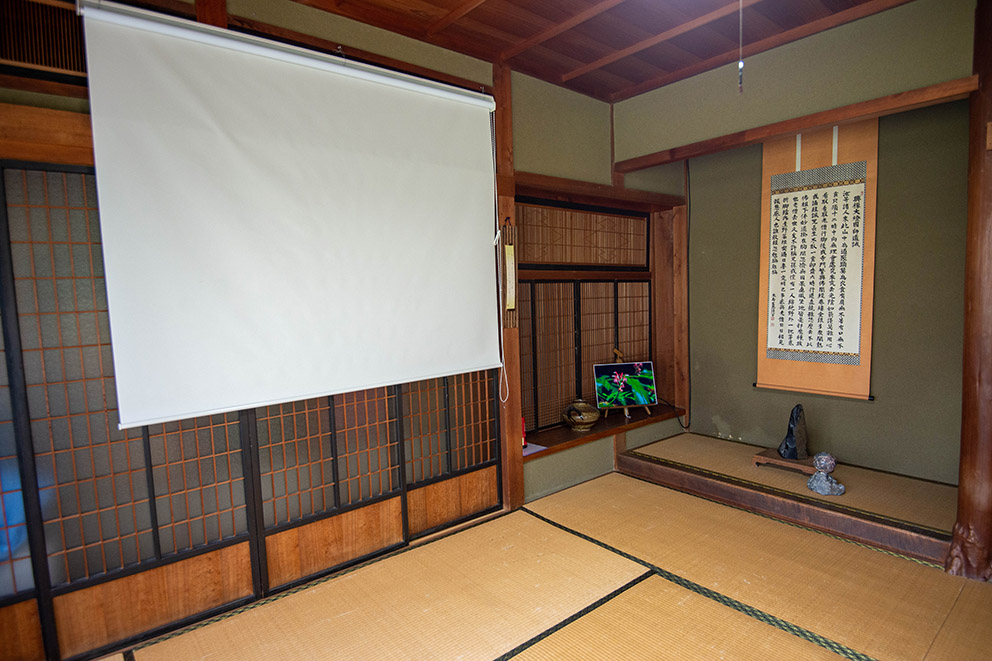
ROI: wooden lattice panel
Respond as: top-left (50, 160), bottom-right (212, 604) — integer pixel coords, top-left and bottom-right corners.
top-left (0, 0), bottom-right (86, 77)
top-left (5, 168), bottom-right (156, 584)
top-left (147, 413), bottom-right (246, 555)
top-left (403, 378), bottom-right (448, 484)
top-left (333, 388), bottom-right (398, 506)
top-left (256, 398), bottom-right (335, 528)
top-left (517, 204), bottom-right (648, 267)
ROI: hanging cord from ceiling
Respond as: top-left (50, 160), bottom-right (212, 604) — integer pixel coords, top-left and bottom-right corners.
top-left (738, 0), bottom-right (744, 94)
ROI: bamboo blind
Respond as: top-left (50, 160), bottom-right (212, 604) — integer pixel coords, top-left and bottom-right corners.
top-left (519, 283), bottom-right (536, 432)
top-left (579, 283), bottom-right (615, 402)
top-left (534, 283), bottom-right (577, 428)
top-left (520, 280), bottom-right (652, 432)
top-left (618, 282), bottom-right (651, 363)
top-left (0, 0), bottom-right (86, 77)
top-left (516, 203), bottom-right (647, 267)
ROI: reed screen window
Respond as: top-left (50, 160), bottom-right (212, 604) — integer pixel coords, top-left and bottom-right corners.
top-left (520, 281), bottom-right (651, 431)
top-left (516, 200), bottom-right (653, 433)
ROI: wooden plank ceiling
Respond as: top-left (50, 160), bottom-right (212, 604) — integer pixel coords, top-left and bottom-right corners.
top-left (295, 0), bottom-right (916, 101)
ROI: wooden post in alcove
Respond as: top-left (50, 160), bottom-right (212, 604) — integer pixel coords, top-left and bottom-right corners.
top-left (195, 0), bottom-right (227, 27)
top-left (946, 0), bottom-right (992, 580)
top-left (494, 63), bottom-right (525, 509)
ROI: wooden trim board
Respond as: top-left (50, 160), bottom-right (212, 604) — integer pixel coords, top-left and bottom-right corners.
top-left (615, 76), bottom-right (977, 172)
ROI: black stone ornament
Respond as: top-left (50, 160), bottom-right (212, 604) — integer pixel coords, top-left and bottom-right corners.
top-left (777, 404), bottom-right (809, 460)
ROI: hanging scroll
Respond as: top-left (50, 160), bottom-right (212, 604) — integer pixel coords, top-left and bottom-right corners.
top-left (756, 120), bottom-right (877, 399)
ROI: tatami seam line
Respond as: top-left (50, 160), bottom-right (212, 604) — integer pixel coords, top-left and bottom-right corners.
top-left (494, 570), bottom-right (655, 660)
top-left (520, 507), bottom-right (877, 661)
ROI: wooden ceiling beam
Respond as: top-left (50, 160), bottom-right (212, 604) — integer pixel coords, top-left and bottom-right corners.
top-left (228, 16), bottom-right (491, 94)
top-left (561, 0), bottom-right (765, 83)
top-left (614, 75), bottom-right (978, 172)
top-left (610, 0), bottom-right (917, 101)
top-left (499, 0), bottom-right (630, 62)
top-left (426, 0), bottom-right (490, 36)
top-left (515, 171), bottom-right (684, 211)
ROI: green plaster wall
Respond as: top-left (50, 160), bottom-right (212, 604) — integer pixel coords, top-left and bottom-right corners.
top-left (623, 162), bottom-right (685, 196)
top-left (511, 72), bottom-right (612, 185)
top-left (684, 101), bottom-right (968, 484)
top-left (524, 437), bottom-right (615, 502)
top-left (613, 0), bottom-right (975, 161)
top-left (0, 89), bottom-right (88, 113)
top-left (523, 418), bottom-right (685, 502)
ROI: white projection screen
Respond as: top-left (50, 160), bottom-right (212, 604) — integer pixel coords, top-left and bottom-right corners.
top-left (83, 2), bottom-right (501, 428)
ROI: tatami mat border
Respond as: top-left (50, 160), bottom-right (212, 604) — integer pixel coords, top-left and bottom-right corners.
top-left (627, 449), bottom-right (952, 537)
top-left (494, 571), bottom-right (654, 660)
top-left (521, 508), bottom-right (877, 661)
top-left (126, 481), bottom-right (939, 661)
top-left (128, 511), bottom-right (513, 653)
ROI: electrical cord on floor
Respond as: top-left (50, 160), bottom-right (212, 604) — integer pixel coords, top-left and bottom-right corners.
top-left (678, 159), bottom-right (692, 431)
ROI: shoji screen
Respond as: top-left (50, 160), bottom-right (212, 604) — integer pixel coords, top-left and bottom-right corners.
top-left (82, 2), bottom-right (500, 428)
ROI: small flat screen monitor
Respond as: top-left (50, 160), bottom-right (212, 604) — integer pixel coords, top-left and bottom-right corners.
top-left (593, 361), bottom-right (657, 409)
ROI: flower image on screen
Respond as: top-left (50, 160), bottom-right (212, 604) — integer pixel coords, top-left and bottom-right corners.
top-left (593, 361), bottom-right (658, 409)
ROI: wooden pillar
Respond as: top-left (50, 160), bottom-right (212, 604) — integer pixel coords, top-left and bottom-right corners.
top-left (671, 204), bottom-right (690, 413)
top-left (946, 0), bottom-right (992, 580)
top-left (493, 63), bottom-right (525, 509)
top-left (652, 210), bottom-right (676, 405)
top-left (195, 0), bottom-right (227, 27)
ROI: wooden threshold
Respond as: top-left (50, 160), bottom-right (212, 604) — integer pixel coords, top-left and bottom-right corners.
top-left (524, 405), bottom-right (683, 462)
top-left (615, 75), bottom-right (979, 173)
top-left (617, 449), bottom-right (951, 565)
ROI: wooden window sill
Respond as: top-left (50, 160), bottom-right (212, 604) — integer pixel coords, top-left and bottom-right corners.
top-left (522, 404), bottom-right (684, 463)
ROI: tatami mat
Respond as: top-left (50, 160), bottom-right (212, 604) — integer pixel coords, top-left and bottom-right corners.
top-left (514, 574), bottom-right (840, 660)
top-left (133, 511), bottom-right (644, 661)
top-left (925, 580), bottom-right (992, 660)
top-left (635, 433), bottom-right (957, 532)
top-left (528, 473), bottom-right (967, 661)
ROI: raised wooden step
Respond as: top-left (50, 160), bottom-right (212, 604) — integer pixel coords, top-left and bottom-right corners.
top-left (617, 435), bottom-right (953, 565)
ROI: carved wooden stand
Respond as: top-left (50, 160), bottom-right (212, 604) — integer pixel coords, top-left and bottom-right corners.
top-left (753, 447), bottom-right (816, 476)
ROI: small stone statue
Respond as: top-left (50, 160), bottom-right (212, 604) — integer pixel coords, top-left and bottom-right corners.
top-left (808, 452), bottom-right (845, 496)
top-left (777, 404), bottom-right (809, 460)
